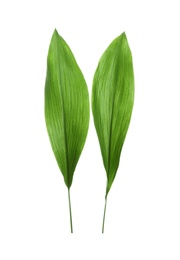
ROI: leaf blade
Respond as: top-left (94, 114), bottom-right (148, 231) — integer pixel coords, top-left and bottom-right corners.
top-left (45, 29), bottom-right (90, 188)
top-left (92, 32), bottom-right (134, 195)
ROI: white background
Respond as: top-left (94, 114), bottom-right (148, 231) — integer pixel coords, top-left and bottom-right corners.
top-left (0, 0), bottom-right (180, 259)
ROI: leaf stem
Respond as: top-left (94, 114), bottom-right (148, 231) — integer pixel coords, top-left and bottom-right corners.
top-left (102, 195), bottom-right (108, 233)
top-left (68, 188), bottom-right (73, 233)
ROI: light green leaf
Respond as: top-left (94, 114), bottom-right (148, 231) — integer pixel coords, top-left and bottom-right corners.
top-left (92, 32), bottom-right (134, 232)
top-left (45, 29), bottom-right (90, 232)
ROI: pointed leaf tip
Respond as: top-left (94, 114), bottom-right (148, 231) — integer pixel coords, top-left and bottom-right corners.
top-left (51, 29), bottom-right (57, 40)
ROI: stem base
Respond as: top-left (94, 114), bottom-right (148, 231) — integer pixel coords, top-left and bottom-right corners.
top-left (68, 189), bottom-right (73, 233)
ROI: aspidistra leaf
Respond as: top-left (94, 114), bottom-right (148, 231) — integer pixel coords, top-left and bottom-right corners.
top-left (45, 29), bottom-right (90, 189)
top-left (92, 32), bottom-right (134, 196)
top-left (45, 29), bottom-right (90, 232)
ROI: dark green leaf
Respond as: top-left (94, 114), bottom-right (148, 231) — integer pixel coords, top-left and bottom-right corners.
top-left (45, 29), bottom-right (90, 189)
top-left (92, 32), bottom-right (134, 196)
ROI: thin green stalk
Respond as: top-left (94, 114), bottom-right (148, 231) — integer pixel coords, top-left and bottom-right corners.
top-left (102, 195), bottom-right (108, 233)
top-left (68, 189), bottom-right (73, 233)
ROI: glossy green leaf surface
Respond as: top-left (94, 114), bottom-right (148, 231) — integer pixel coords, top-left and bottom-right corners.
top-left (45, 29), bottom-right (90, 189)
top-left (92, 32), bottom-right (134, 196)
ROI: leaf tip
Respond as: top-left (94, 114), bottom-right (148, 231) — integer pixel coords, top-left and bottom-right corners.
top-left (123, 31), bottom-right (127, 38)
top-left (53, 28), bottom-right (59, 38)
top-left (120, 31), bottom-right (127, 41)
top-left (113, 31), bottom-right (128, 46)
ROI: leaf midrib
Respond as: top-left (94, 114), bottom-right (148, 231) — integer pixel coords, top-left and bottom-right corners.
top-left (55, 36), bottom-right (70, 186)
top-left (107, 48), bottom-right (125, 180)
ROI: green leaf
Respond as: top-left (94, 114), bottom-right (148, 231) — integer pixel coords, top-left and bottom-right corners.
top-left (45, 29), bottom-right (90, 232)
top-left (92, 32), bottom-right (134, 231)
